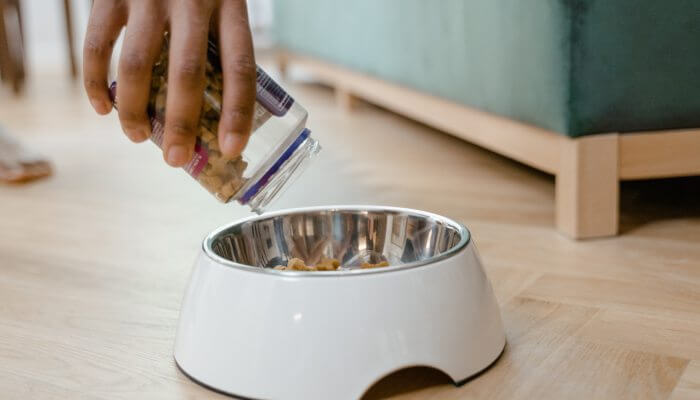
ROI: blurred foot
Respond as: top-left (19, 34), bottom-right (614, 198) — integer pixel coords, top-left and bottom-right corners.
top-left (0, 126), bottom-right (52, 183)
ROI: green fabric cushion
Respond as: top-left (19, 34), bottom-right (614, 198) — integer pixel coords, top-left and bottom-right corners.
top-left (272, 0), bottom-right (700, 137)
top-left (568, 0), bottom-right (700, 135)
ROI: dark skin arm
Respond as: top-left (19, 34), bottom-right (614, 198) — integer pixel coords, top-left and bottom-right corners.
top-left (83, 0), bottom-right (256, 166)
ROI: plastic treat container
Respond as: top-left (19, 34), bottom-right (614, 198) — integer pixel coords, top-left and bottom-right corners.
top-left (111, 36), bottom-right (320, 213)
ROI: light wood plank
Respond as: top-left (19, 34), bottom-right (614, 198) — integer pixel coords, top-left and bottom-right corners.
top-left (671, 361), bottom-right (700, 400)
top-left (619, 129), bottom-right (700, 180)
top-left (577, 309), bottom-right (700, 360)
top-left (485, 266), bottom-right (542, 304)
top-left (521, 274), bottom-right (700, 316)
top-left (555, 134), bottom-right (619, 238)
top-left (522, 340), bottom-right (687, 400)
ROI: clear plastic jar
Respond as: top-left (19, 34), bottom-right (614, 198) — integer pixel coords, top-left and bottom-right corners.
top-left (110, 36), bottom-right (319, 214)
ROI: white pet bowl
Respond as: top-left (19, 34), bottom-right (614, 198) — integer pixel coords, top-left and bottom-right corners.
top-left (174, 206), bottom-right (505, 400)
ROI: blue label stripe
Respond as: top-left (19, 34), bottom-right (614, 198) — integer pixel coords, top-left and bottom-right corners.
top-left (239, 128), bottom-right (311, 204)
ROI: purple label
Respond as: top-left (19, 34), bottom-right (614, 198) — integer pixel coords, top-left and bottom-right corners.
top-left (205, 40), bottom-right (294, 117)
top-left (150, 116), bottom-right (208, 178)
top-left (109, 81), bottom-right (117, 102)
top-left (189, 138), bottom-right (209, 177)
top-left (239, 128), bottom-right (310, 204)
top-left (255, 66), bottom-right (294, 117)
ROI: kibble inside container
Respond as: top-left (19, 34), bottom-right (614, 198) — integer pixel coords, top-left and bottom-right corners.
top-left (110, 34), bottom-right (320, 213)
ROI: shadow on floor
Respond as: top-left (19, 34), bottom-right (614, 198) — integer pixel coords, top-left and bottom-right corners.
top-left (619, 175), bottom-right (700, 234)
top-left (362, 367), bottom-right (453, 400)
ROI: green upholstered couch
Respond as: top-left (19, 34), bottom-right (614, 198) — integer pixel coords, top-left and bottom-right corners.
top-left (272, 0), bottom-right (700, 238)
top-left (273, 0), bottom-right (700, 137)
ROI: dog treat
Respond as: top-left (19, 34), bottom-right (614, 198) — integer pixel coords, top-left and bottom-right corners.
top-left (361, 261), bottom-right (390, 269)
top-left (315, 258), bottom-right (341, 271)
top-left (273, 257), bottom-right (388, 271)
top-left (273, 258), bottom-right (322, 271)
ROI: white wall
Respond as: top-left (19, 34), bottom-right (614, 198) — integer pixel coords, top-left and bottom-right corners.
top-left (20, 0), bottom-right (273, 76)
top-left (249, 0), bottom-right (274, 31)
top-left (21, 0), bottom-right (91, 75)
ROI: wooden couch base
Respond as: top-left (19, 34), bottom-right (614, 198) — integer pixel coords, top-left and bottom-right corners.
top-left (277, 50), bottom-right (700, 239)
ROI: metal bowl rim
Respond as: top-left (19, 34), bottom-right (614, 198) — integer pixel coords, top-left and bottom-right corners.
top-left (202, 205), bottom-right (471, 277)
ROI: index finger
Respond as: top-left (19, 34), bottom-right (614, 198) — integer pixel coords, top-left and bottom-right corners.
top-left (83, 0), bottom-right (126, 115)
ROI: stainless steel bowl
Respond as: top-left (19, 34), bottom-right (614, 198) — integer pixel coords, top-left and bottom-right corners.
top-left (205, 206), bottom-right (470, 275)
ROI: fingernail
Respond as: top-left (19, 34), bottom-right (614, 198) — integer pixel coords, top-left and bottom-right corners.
top-left (90, 99), bottom-right (110, 115)
top-left (126, 128), bottom-right (148, 143)
top-left (222, 132), bottom-right (246, 157)
top-left (166, 145), bottom-right (190, 167)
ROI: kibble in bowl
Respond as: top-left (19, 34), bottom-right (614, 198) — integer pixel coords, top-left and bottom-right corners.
top-left (272, 258), bottom-right (389, 271)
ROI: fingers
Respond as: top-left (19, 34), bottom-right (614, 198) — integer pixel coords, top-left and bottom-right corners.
top-left (83, 0), bottom-right (127, 115)
top-left (162, 3), bottom-right (214, 167)
top-left (116, 1), bottom-right (167, 143)
top-left (217, 0), bottom-right (256, 158)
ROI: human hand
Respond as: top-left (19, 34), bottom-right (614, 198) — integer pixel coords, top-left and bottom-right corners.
top-left (83, 0), bottom-right (256, 166)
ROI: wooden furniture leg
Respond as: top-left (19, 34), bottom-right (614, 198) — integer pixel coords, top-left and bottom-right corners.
top-left (0, 0), bottom-right (10, 83)
top-left (63, 0), bottom-right (78, 79)
top-left (13, 0), bottom-right (24, 92)
top-left (555, 134), bottom-right (620, 239)
top-left (0, 0), bottom-right (25, 93)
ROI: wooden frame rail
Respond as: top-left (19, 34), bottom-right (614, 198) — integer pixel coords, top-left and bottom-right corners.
top-left (277, 51), bottom-right (700, 239)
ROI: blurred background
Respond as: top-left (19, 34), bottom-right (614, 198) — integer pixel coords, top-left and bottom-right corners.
top-left (3, 0), bottom-right (274, 79)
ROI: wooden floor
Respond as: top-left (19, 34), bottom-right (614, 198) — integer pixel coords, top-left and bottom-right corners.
top-left (1, 67), bottom-right (700, 400)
